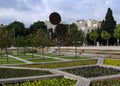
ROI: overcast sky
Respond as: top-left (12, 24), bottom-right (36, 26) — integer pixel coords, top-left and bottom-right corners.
top-left (0, 0), bottom-right (119, 27)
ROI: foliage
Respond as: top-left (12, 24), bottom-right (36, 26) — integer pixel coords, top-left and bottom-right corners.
top-left (66, 23), bottom-right (84, 45)
top-left (91, 78), bottom-right (120, 86)
top-left (7, 21), bottom-right (25, 37)
top-left (104, 59), bottom-right (120, 66)
top-left (30, 21), bottom-right (47, 34)
top-left (34, 29), bottom-right (51, 58)
top-left (0, 68), bottom-right (51, 79)
top-left (20, 59), bottom-right (97, 68)
top-left (89, 31), bottom-right (99, 45)
top-left (101, 31), bottom-right (111, 45)
top-left (65, 23), bottom-right (84, 57)
top-left (100, 8), bottom-right (116, 45)
top-left (2, 78), bottom-right (76, 86)
top-left (114, 25), bottom-right (120, 39)
top-left (114, 24), bottom-right (120, 45)
top-left (63, 66), bottom-right (120, 78)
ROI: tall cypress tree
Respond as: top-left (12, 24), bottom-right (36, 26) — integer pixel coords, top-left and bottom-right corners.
top-left (100, 8), bottom-right (116, 45)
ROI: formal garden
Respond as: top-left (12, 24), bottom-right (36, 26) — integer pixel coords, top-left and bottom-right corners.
top-left (0, 8), bottom-right (120, 86)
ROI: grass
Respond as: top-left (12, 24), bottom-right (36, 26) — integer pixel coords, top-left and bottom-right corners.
top-left (28, 58), bottom-right (59, 62)
top-left (57, 56), bottom-right (91, 60)
top-left (18, 59), bottom-right (97, 68)
top-left (36, 53), bottom-right (91, 60)
top-left (0, 55), bottom-right (24, 64)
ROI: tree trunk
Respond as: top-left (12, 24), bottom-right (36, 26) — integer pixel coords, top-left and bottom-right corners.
top-left (107, 39), bottom-right (108, 46)
top-left (58, 46), bottom-right (60, 56)
top-left (5, 47), bottom-right (8, 63)
top-left (42, 47), bottom-right (44, 59)
top-left (17, 47), bottom-right (19, 56)
top-left (39, 47), bottom-right (41, 54)
top-left (32, 46), bottom-right (34, 58)
top-left (75, 44), bottom-right (77, 58)
top-left (1, 48), bottom-right (2, 59)
top-left (94, 41), bottom-right (96, 46)
top-left (23, 47), bottom-right (25, 56)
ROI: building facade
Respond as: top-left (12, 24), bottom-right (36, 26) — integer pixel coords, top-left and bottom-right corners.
top-left (74, 19), bottom-right (101, 35)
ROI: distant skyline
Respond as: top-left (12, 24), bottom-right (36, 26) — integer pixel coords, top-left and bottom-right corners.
top-left (0, 0), bottom-right (120, 27)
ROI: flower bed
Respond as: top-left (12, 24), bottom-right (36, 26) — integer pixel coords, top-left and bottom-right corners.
top-left (90, 78), bottom-right (120, 86)
top-left (62, 66), bottom-right (120, 78)
top-left (19, 59), bottom-right (97, 68)
top-left (0, 68), bottom-right (52, 79)
top-left (104, 59), bottom-right (120, 66)
top-left (2, 78), bottom-right (76, 86)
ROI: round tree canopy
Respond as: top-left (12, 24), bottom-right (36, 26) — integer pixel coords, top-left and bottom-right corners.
top-left (49, 12), bottom-right (61, 25)
top-left (55, 24), bottom-right (67, 36)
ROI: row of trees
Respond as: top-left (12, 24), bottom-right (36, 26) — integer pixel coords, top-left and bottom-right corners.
top-left (0, 8), bottom-right (119, 60)
top-left (0, 24), bottom-right (52, 62)
top-left (87, 8), bottom-right (119, 46)
top-left (89, 24), bottom-right (120, 46)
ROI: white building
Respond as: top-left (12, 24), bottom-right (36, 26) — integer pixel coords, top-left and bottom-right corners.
top-left (74, 19), bottom-right (101, 35)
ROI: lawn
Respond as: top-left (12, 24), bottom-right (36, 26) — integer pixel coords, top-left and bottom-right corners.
top-left (0, 55), bottom-right (24, 64)
top-left (18, 59), bottom-right (97, 68)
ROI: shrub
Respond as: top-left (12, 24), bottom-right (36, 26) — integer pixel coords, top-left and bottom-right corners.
top-left (91, 78), bottom-right (120, 86)
top-left (2, 78), bottom-right (76, 86)
top-left (63, 66), bottom-right (120, 78)
top-left (0, 68), bottom-right (51, 79)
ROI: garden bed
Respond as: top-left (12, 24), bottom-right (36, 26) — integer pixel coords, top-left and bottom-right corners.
top-left (2, 78), bottom-right (76, 86)
top-left (104, 58), bottom-right (120, 66)
top-left (90, 78), bottom-right (120, 86)
top-left (62, 65), bottom-right (120, 78)
top-left (14, 59), bottom-right (97, 68)
top-left (0, 67), bottom-right (52, 79)
top-left (0, 67), bottom-right (64, 84)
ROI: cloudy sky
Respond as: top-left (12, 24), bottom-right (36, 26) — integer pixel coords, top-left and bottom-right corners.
top-left (0, 0), bottom-right (119, 27)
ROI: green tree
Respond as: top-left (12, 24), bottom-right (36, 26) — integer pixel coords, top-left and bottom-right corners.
top-left (66, 23), bottom-right (84, 57)
top-left (14, 36), bottom-right (21, 56)
top-left (100, 8), bottom-right (116, 45)
top-left (34, 29), bottom-right (50, 59)
top-left (30, 21), bottom-right (47, 34)
top-left (54, 24), bottom-right (68, 56)
top-left (114, 25), bottom-right (120, 46)
top-left (89, 31), bottom-right (99, 46)
top-left (101, 31), bottom-right (111, 46)
top-left (28, 34), bottom-right (35, 58)
top-left (7, 21), bottom-right (25, 37)
top-left (0, 25), bottom-right (13, 62)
